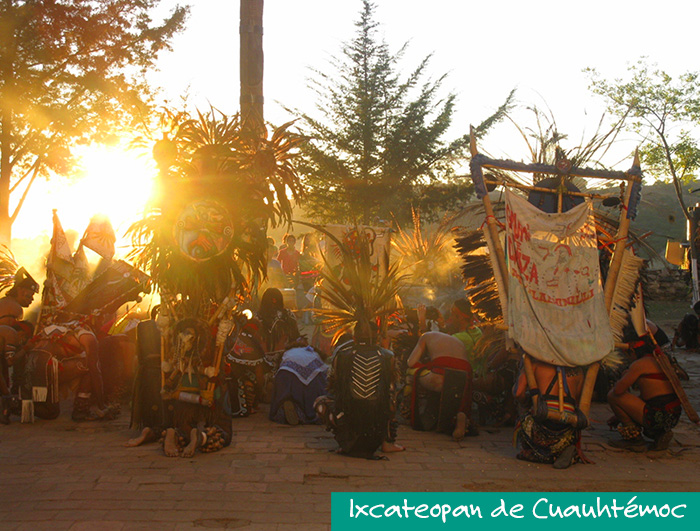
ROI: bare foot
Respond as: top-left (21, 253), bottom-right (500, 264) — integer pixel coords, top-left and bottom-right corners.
top-left (163, 428), bottom-right (180, 457)
top-left (381, 441), bottom-right (405, 453)
top-left (452, 412), bottom-right (467, 441)
top-left (180, 428), bottom-right (200, 458)
top-left (125, 427), bottom-right (155, 447)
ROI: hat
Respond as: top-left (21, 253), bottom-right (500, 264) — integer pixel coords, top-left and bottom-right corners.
top-left (14, 268), bottom-right (39, 293)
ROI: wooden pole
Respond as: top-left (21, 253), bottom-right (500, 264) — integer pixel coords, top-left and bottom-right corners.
top-left (556, 176), bottom-right (564, 424)
top-left (471, 127), bottom-right (540, 399)
top-left (578, 363), bottom-right (599, 418)
top-left (604, 151), bottom-right (640, 312)
top-left (483, 179), bottom-right (615, 200)
top-left (556, 176), bottom-right (564, 214)
top-left (583, 152), bottom-right (641, 419)
top-left (240, 0), bottom-right (265, 137)
top-left (470, 127), bottom-right (509, 295)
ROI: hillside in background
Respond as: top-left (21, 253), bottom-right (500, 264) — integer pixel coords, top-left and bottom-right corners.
top-left (598, 180), bottom-right (697, 265)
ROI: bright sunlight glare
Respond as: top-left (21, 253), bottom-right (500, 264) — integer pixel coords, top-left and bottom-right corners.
top-left (13, 143), bottom-right (157, 258)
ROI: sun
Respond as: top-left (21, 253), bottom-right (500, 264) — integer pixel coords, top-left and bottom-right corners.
top-left (12, 142), bottom-right (158, 257)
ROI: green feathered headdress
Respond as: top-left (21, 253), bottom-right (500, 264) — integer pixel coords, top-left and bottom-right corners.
top-left (297, 221), bottom-right (407, 343)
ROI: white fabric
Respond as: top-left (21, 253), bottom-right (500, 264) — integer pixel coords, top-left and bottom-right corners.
top-left (505, 190), bottom-right (613, 366)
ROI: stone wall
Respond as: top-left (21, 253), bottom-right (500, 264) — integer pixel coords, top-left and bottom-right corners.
top-left (643, 269), bottom-right (691, 301)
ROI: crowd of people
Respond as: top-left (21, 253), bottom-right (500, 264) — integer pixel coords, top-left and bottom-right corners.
top-left (0, 232), bottom-right (690, 469)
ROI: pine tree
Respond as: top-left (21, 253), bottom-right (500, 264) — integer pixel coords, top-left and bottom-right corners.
top-left (291, 0), bottom-right (513, 225)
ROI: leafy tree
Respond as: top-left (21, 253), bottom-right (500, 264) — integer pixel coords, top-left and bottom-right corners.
top-left (0, 0), bottom-right (188, 244)
top-left (289, 0), bottom-right (513, 225)
top-left (586, 59), bottom-right (700, 221)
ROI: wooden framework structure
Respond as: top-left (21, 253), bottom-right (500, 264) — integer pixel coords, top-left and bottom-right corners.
top-left (468, 126), bottom-right (697, 425)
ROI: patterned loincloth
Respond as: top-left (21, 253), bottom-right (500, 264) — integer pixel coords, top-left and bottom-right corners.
top-left (515, 414), bottom-right (584, 464)
top-left (642, 393), bottom-right (681, 439)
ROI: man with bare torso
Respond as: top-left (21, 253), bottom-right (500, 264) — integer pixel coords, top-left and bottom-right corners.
top-left (607, 337), bottom-right (681, 451)
top-left (0, 269), bottom-right (38, 423)
top-left (0, 268), bottom-right (38, 327)
top-left (406, 330), bottom-right (474, 439)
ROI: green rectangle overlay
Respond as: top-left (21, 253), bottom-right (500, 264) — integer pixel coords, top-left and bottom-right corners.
top-left (332, 492), bottom-right (699, 530)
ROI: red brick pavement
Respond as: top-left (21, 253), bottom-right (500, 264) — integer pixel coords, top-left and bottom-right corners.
top-left (1, 353), bottom-right (699, 530)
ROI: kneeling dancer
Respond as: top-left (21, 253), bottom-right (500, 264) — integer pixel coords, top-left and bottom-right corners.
top-left (315, 321), bottom-right (402, 458)
top-left (404, 331), bottom-right (475, 440)
top-left (514, 357), bottom-right (589, 468)
top-left (607, 337), bottom-right (680, 451)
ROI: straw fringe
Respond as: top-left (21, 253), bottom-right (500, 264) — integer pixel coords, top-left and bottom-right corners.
top-left (608, 250), bottom-right (645, 343)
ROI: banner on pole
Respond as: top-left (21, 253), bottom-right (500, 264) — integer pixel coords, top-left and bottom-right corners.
top-left (505, 190), bottom-right (613, 366)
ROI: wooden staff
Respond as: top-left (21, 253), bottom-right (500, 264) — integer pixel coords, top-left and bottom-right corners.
top-left (646, 328), bottom-right (700, 424)
top-left (204, 311), bottom-right (238, 400)
top-left (208, 292), bottom-right (235, 326)
top-left (158, 293), bottom-right (178, 390)
top-left (205, 337), bottom-right (228, 397)
top-left (556, 175), bottom-right (564, 215)
top-left (478, 155), bottom-right (638, 182)
top-left (201, 286), bottom-right (240, 400)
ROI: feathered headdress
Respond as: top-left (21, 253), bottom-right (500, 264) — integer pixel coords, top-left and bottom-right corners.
top-left (298, 221), bottom-right (406, 343)
top-left (128, 108), bottom-right (304, 308)
top-left (0, 246), bottom-right (39, 294)
top-left (0, 246), bottom-right (19, 293)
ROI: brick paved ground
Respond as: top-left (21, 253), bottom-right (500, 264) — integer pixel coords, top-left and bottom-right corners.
top-left (1, 351), bottom-right (699, 530)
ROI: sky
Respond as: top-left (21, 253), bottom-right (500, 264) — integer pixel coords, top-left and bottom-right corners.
top-left (150, 0), bottom-right (700, 160)
top-left (12, 0), bottom-right (700, 245)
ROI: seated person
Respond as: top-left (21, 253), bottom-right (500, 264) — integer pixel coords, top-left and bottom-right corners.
top-left (0, 325), bottom-right (19, 424)
top-left (0, 268), bottom-right (38, 328)
top-left (446, 299), bottom-right (483, 367)
top-left (405, 331), bottom-right (474, 440)
top-left (671, 301), bottom-right (700, 349)
top-left (22, 317), bottom-right (113, 422)
top-left (417, 304), bottom-right (445, 333)
top-left (472, 335), bottom-right (519, 426)
top-left (607, 336), bottom-right (681, 451)
top-left (314, 321), bottom-right (403, 457)
top-left (258, 287), bottom-right (300, 362)
top-left (513, 357), bottom-right (586, 469)
top-left (269, 340), bottom-right (328, 425)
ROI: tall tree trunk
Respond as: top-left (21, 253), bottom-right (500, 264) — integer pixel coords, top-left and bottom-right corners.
top-left (0, 112), bottom-right (12, 246)
top-left (240, 0), bottom-right (264, 138)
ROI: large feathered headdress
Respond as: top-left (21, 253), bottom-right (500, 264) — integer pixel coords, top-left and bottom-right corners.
top-left (128, 108), bottom-right (304, 307)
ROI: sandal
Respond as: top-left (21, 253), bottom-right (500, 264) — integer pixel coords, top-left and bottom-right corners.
top-left (283, 400), bottom-right (299, 425)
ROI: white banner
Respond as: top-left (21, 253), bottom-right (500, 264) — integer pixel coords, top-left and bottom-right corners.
top-left (505, 190), bottom-right (613, 366)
